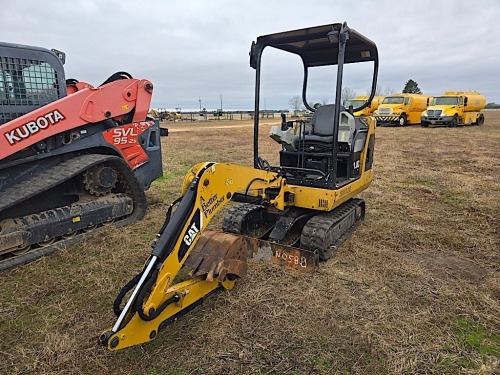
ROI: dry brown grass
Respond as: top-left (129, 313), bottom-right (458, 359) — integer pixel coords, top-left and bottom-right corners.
top-left (1, 114), bottom-right (499, 374)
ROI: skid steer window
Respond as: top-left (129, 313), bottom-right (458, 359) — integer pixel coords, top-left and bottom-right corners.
top-left (0, 66), bottom-right (25, 124)
top-left (0, 66), bottom-right (12, 104)
top-left (0, 57), bottom-right (59, 107)
top-left (22, 62), bottom-right (59, 106)
top-left (147, 129), bottom-right (160, 149)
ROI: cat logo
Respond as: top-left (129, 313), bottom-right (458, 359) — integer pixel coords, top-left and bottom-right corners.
top-left (177, 209), bottom-right (203, 262)
top-left (183, 222), bottom-right (200, 246)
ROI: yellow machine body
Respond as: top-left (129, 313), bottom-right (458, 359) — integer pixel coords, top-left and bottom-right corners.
top-left (100, 22), bottom-right (379, 351)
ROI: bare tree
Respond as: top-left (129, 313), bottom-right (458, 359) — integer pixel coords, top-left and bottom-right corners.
top-left (341, 87), bottom-right (357, 104)
top-left (322, 98), bottom-right (328, 105)
top-left (367, 85), bottom-right (391, 96)
top-left (289, 95), bottom-right (303, 114)
top-left (383, 87), bottom-right (396, 96)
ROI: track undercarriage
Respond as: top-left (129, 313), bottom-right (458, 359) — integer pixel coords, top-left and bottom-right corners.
top-left (0, 154), bottom-right (147, 270)
top-left (220, 198), bottom-right (365, 268)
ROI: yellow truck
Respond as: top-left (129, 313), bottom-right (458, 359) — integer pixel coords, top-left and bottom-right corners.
top-left (420, 91), bottom-right (486, 127)
top-left (374, 93), bottom-right (429, 126)
top-left (344, 95), bottom-right (383, 116)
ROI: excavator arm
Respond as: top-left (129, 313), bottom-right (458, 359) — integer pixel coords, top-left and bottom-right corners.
top-left (100, 162), bottom-right (284, 350)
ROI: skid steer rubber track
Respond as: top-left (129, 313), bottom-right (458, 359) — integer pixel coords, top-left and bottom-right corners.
top-left (0, 154), bottom-right (147, 271)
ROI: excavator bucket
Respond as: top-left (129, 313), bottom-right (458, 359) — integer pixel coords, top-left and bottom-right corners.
top-left (186, 231), bottom-right (319, 278)
top-left (185, 231), bottom-right (249, 282)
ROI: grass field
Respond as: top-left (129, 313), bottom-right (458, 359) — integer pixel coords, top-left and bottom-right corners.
top-left (1, 112), bottom-right (499, 374)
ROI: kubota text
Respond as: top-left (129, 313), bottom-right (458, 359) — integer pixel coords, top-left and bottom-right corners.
top-left (5, 110), bottom-right (65, 145)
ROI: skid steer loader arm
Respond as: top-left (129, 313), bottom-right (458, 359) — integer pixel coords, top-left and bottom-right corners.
top-left (100, 162), bottom-right (283, 350)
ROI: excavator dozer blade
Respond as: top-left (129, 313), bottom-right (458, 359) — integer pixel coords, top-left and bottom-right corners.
top-left (186, 231), bottom-right (319, 277)
top-left (243, 236), bottom-right (319, 273)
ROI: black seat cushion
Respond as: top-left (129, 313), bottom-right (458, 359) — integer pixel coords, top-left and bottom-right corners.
top-left (296, 104), bottom-right (345, 149)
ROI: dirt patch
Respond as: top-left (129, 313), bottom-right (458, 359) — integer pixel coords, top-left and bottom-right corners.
top-left (407, 252), bottom-right (489, 284)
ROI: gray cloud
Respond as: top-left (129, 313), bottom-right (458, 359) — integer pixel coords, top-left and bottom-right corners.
top-left (2, 0), bottom-right (499, 110)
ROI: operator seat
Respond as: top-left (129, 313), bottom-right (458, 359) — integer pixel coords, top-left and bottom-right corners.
top-left (296, 104), bottom-right (355, 152)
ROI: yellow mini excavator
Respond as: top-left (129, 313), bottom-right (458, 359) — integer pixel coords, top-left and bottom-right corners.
top-left (100, 22), bottom-right (379, 350)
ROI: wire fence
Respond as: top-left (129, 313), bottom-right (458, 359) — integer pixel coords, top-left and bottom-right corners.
top-left (160, 111), bottom-right (277, 122)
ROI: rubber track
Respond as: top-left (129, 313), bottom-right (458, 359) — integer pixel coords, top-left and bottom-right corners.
top-left (300, 198), bottom-right (364, 260)
top-left (222, 203), bottom-right (265, 234)
top-left (0, 154), bottom-right (147, 271)
top-left (223, 200), bottom-right (365, 262)
top-left (0, 154), bottom-right (113, 212)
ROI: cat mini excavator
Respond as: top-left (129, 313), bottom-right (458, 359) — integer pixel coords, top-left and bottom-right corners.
top-left (0, 42), bottom-right (163, 270)
top-left (100, 22), bottom-right (378, 350)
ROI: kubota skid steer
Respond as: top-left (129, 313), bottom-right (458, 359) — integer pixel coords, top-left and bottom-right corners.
top-left (0, 42), bottom-right (163, 270)
top-left (100, 22), bottom-right (378, 350)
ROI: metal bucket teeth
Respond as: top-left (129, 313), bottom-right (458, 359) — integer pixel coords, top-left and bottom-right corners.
top-left (185, 231), bottom-right (248, 281)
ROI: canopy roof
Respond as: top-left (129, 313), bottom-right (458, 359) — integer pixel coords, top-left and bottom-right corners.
top-left (250, 23), bottom-right (378, 68)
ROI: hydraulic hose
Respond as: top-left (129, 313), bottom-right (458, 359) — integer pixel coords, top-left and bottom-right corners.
top-left (133, 268), bottom-right (181, 322)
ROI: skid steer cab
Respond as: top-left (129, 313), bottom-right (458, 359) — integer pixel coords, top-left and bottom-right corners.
top-left (101, 22), bottom-right (378, 351)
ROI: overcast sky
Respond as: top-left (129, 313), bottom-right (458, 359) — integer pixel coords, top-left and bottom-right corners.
top-left (2, 0), bottom-right (499, 111)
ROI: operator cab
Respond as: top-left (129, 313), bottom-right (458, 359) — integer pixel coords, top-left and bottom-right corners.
top-left (0, 42), bottom-right (67, 125)
top-left (250, 23), bottom-right (378, 189)
top-left (272, 104), bottom-right (370, 187)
